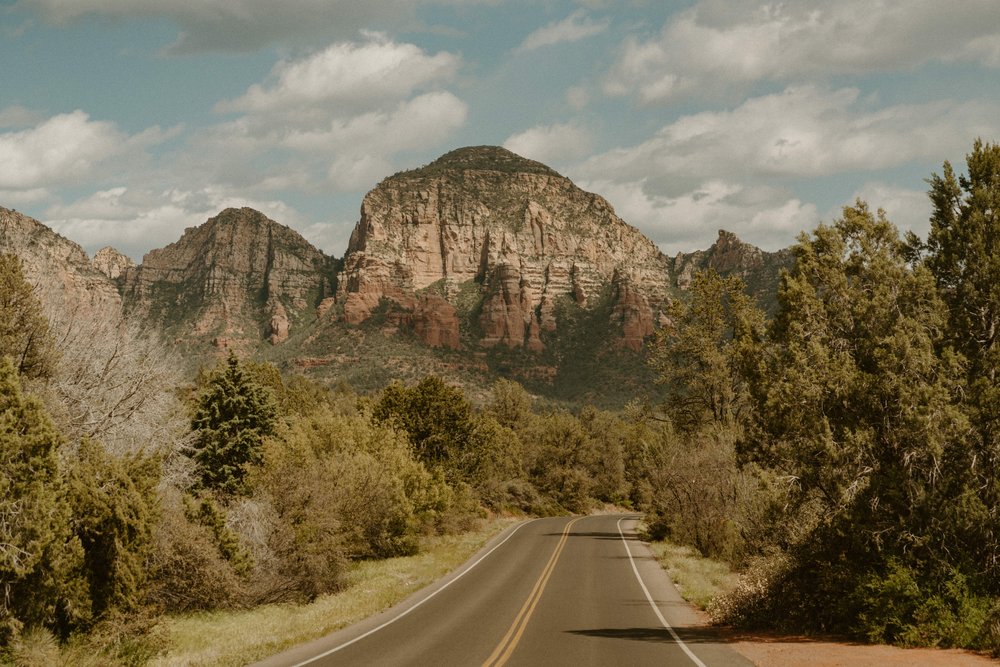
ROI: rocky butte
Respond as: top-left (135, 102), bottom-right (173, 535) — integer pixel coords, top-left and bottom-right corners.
top-left (337, 146), bottom-right (672, 351)
top-left (122, 207), bottom-right (336, 350)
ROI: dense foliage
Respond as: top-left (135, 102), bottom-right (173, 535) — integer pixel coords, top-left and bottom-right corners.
top-left (647, 142), bottom-right (1000, 653)
top-left (0, 254), bottom-right (55, 381)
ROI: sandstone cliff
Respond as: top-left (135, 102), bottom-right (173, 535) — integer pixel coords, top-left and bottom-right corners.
top-left (123, 208), bottom-right (335, 349)
top-left (338, 146), bottom-right (672, 351)
top-left (672, 229), bottom-right (791, 310)
top-left (93, 246), bottom-right (135, 282)
top-left (0, 206), bottom-right (121, 318)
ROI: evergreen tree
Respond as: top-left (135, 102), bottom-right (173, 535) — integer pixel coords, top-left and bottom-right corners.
top-left (190, 352), bottom-right (277, 494)
top-left (0, 254), bottom-right (56, 381)
top-left (65, 438), bottom-right (160, 621)
top-left (744, 202), bottom-right (965, 526)
top-left (372, 375), bottom-right (473, 469)
top-left (735, 202), bottom-right (978, 637)
top-left (926, 140), bottom-right (1000, 564)
top-left (649, 269), bottom-right (764, 431)
top-left (0, 358), bottom-right (84, 643)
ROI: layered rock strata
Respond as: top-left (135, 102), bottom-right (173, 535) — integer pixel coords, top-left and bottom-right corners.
top-left (0, 207), bottom-right (122, 318)
top-left (337, 146), bottom-right (672, 350)
top-left (92, 246), bottom-right (135, 281)
top-left (123, 208), bottom-right (334, 347)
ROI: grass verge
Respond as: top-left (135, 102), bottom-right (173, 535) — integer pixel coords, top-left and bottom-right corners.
top-left (151, 517), bottom-right (520, 667)
top-left (647, 541), bottom-right (740, 612)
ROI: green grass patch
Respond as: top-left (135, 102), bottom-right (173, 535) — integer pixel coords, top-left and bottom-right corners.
top-left (151, 517), bottom-right (519, 667)
top-left (648, 541), bottom-right (741, 612)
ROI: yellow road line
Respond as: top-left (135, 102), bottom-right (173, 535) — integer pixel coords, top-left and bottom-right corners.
top-left (481, 516), bottom-right (584, 667)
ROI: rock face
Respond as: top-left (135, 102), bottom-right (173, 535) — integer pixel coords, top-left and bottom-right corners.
top-left (673, 229), bottom-right (792, 311)
top-left (338, 146), bottom-right (672, 350)
top-left (123, 208), bottom-right (335, 348)
top-left (92, 246), bottom-right (135, 281)
top-left (0, 206), bottom-right (121, 318)
top-left (611, 273), bottom-right (655, 352)
top-left (411, 293), bottom-right (460, 349)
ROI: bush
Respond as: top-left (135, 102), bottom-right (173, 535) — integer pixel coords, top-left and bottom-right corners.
top-left (856, 561), bottom-right (991, 648)
top-left (0, 358), bottom-right (86, 644)
top-left (146, 488), bottom-right (246, 613)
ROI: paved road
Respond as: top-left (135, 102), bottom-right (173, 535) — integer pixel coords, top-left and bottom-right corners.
top-left (256, 515), bottom-right (755, 666)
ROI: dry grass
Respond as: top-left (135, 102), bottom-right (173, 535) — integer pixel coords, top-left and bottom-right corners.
top-left (151, 517), bottom-right (519, 667)
top-left (648, 541), bottom-right (741, 612)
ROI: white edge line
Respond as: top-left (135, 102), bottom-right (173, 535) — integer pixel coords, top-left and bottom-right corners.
top-left (617, 517), bottom-right (708, 667)
top-left (291, 519), bottom-right (537, 667)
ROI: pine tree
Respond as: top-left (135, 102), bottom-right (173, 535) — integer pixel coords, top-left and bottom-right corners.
top-left (190, 352), bottom-right (277, 494)
top-left (0, 254), bottom-right (56, 381)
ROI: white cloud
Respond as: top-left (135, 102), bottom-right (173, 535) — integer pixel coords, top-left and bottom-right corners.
top-left (578, 86), bottom-right (999, 195)
top-left (19, 0), bottom-right (498, 53)
top-left (606, 1), bottom-right (1000, 104)
top-left (844, 182), bottom-right (932, 240)
top-left (193, 36), bottom-right (468, 194)
top-left (582, 178), bottom-right (818, 254)
top-left (0, 111), bottom-right (166, 190)
top-left (281, 92), bottom-right (467, 155)
top-left (516, 10), bottom-right (610, 52)
top-left (217, 33), bottom-right (460, 115)
top-left (570, 83), bottom-right (1000, 252)
top-left (503, 122), bottom-right (593, 166)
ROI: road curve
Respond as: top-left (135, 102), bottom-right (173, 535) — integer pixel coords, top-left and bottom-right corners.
top-left (255, 515), bottom-right (755, 666)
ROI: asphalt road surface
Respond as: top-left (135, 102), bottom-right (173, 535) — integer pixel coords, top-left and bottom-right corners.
top-left (256, 515), bottom-right (755, 666)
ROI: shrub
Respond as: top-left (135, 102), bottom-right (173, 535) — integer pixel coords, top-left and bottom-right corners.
top-left (0, 358), bottom-right (86, 644)
top-left (146, 488), bottom-right (245, 613)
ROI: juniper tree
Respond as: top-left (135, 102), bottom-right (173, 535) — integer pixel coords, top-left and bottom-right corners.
top-left (649, 269), bottom-right (764, 432)
top-left (926, 140), bottom-right (1000, 572)
top-left (372, 375), bottom-right (473, 469)
top-left (0, 358), bottom-right (84, 643)
top-left (732, 202), bottom-right (980, 638)
top-left (65, 438), bottom-right (160, 621)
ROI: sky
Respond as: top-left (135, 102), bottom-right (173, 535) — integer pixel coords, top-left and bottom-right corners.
top-left (2, 0), bottom-right (1000, 261)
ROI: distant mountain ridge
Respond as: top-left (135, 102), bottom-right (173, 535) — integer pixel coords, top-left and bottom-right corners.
top-left (121, 207), bottom-right (337, 351)
top-left (0, 148), bottom-right (791, 403)
top-left (0, 206), bottom-right (121, 318)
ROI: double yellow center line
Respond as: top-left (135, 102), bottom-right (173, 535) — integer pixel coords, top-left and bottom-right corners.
top-left (481, 516), bottom-right (584, 667)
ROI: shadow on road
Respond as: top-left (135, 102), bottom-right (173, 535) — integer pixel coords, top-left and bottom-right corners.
top-left (541, 531), bottom-right (640, 540)
top-left (566, 625), bottom-right (735, 645)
